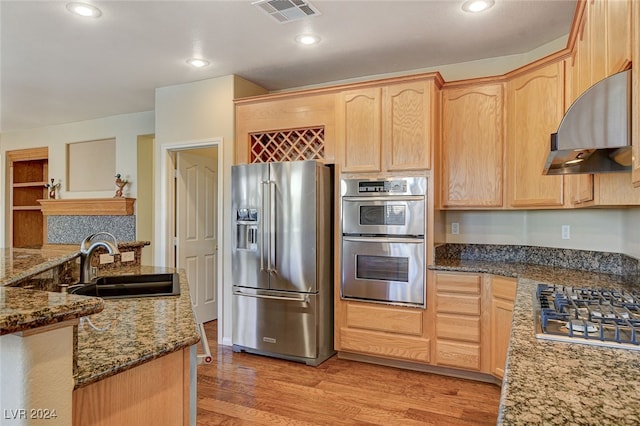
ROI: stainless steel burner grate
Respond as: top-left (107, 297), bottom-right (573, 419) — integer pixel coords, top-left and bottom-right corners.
top-left (534, 283), bottom-right (640, 351)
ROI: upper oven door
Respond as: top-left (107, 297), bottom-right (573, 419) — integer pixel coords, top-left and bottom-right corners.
top-left (342, 197), bottom-right (425, 236)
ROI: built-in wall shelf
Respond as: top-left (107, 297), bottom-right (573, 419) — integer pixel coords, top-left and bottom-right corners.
top-left (38, 198), bottom-right (136, 216)
top-left (7, 147), bottom-right (49, 248)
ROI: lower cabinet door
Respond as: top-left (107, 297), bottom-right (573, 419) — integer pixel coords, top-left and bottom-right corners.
top-left (434, 340), bottom-right (481, 371)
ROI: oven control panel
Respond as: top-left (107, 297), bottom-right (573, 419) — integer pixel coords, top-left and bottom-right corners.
top-left (358, 180), bottom-right (407, 193)
top-left (341, 177), bottom-right (426, 197)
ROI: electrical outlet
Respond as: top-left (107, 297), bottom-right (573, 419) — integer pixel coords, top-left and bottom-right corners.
top-left (121, 251), bottom-right (135, 262)
top-left (451, 222), bottom-right (460, 235)
top-left (99, 253), bottom-right (115, 264)
top-left (562, 225), bottom-right (570, 240)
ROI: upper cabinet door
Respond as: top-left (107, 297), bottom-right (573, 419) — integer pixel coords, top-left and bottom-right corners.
top-left (507, 61), bottom-right (566, 208)
top-left (589, 0), bottom-right (607, 83)
top-left (441, 83), bottom-right (504, 208)
top-left (339, 87), bottom-right (382, 172)
top-left (385, 81), bottom-right (433, 171)
top-left (632, 0), bottom-right (640, 187)
top-left (606, 0), bottom-right (631, 75)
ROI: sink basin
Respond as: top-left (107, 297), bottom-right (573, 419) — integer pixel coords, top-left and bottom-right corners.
top-left (69, 273), bottom-right (180, 299)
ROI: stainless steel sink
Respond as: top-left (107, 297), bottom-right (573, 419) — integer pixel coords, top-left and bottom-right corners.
top-left (68, 273), bottom-right (180, 299)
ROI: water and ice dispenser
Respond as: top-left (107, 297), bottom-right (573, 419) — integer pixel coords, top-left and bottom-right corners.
top-left (236, 208), bottom-right (258, 251)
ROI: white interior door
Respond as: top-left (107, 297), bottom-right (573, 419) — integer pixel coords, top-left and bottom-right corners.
top-left (177, 148), bottom-right (218, 323)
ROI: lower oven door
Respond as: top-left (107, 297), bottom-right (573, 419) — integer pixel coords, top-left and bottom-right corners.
top-left (341, 236), bottom-right (425, 307)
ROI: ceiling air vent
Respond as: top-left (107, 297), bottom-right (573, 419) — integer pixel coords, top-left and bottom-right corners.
top-left (252, 0), bottom-right (321, 23)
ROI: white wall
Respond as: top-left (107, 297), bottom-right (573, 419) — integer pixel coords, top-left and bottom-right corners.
top-left (1, 325), bottom-right (75, 425)
top-left (444, 209), bottom-right (631, 254)
top-left (284, 36), bottom-right (569, 91)
top-left (623, 209), bottom-right (640, 258)
top-left (0, 111), bottom-right (154, 247)
top-left (154, 74), bottom-right (265, 346)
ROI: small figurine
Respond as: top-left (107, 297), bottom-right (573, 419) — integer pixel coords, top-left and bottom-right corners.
top-left (114, 174), bottom-right (128, 198)
top-left (44, 178), bottom-right (61, 199)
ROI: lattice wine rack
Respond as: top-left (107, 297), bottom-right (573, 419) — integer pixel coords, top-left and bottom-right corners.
top-left (250, 127), bottom-right (325, 163)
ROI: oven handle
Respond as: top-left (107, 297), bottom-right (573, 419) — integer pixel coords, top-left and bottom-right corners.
top-left (342, 195), bottom-right (425, 202)
top-left (342, 236), bottom-right (424, 244)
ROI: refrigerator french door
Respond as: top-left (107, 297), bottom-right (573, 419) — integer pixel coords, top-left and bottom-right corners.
top-left (231, 160), bottom-right (334, 366)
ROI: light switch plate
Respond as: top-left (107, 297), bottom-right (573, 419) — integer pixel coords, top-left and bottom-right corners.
top-left (99, 253), bottom-right (115, 264)
top-left (121, 251), bottom-right (135, 262)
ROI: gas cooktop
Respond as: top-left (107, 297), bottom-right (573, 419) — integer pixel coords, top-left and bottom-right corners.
top-left (534, 283), bottom-right (640, 351)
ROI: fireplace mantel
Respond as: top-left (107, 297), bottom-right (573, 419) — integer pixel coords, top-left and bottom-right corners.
top-left (38, 198), bottom-right (135, 216)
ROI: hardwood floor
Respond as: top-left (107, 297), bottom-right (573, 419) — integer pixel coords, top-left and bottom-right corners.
top-left (197, 321), bottom-right (501, 425)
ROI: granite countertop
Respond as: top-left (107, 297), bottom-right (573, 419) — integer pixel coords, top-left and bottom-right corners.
top-left (0, 247), bottom-right (200, 389)
top-left (0, 286), bottom-right (104, 335)
top-left (0, 247), bottom-right (105, 335)
top-left (74, 265), bottom-right (201, 388)
top-left (0, 247), bottom-right (80, 286)
top-left (430, 258), bottom-right (640, 425)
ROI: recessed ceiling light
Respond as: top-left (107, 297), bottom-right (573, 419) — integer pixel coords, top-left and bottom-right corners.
top-left (462, 0), bottom-right (495, 13)
top-left (66, 2), bottom-right (102, 18)
top-left (295, 34), bottom-right (321, 46)
top-left (186, 58), bottom-right (210, 68)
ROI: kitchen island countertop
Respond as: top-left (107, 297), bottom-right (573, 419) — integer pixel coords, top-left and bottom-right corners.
top-left (0, 248), bottom-right (200, 389)
top-left (431, 258), bottom-right (640, 425)
top-left (74, 265), bottom-right (200, 388)
top-left (0, 247), bottom-right (104, 335)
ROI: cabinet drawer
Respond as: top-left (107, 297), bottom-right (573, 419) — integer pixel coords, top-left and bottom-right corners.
top-left (346, 303), bottom-right (423, 336)
top-left (435, 314), bottom-right (481, 342)
top-left (436, 294), bottom-right (481, 315)
top-left (340, 327), bottom-right (430, 363)
top-left (436, 273), bottom-right (481, 294)
top-left (435, 340), bottom-right (481, 371)
top-left (492, 276), bottom-right (517, 301)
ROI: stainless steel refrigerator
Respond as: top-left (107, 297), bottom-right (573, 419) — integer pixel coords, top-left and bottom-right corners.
top-left (231, 160), bottom-right (334, 366)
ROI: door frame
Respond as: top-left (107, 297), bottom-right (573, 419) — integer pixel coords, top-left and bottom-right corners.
top-left (155, 138), bottom-right (223, 327)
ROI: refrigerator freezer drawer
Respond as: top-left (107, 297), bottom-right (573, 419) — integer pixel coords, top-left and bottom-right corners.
top-left (233, 289), bottom-right (318, 360)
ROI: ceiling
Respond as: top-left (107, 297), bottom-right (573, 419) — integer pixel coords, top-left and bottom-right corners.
top-left (1, 0), bottom-right (577, 133)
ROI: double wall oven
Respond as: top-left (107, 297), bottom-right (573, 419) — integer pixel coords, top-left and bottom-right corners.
top-left (341, 177), bottom-right (427, 307)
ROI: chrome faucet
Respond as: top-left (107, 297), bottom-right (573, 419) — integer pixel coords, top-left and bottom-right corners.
top-left (79, 232), bottom-right (120, 284)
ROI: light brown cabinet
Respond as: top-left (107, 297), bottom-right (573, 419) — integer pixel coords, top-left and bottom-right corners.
top-left (335, 270), bottom-right (517, 381)
top-left (506, 60), bottom-right (566, 208)
top-left (335, 300), bottom-right (430, 363)
top-left (440, 82), bottom-right (505, 208)
top-left (338, 87), bottom-right (382, 172)
top-left (433, 272), bottom-right (482, 371)
top-left (234, 92), bottom-right (336, 165)
top-left (7, 147), bottom-right (48, 248)
top-left (338, 78), bottom-right (438, 173)
top-left (566, 0), bottom-right (640, 204)
top-left (633, 0), bottom-right (640, 187)
top-left (73, 348), bottom-right (191, 425)
top-left (604, 0), bottom-right (632, 76)
top-left (566, 21), bottom-right (596, 207)
top-left (488, 275), bottom-right (517, 380)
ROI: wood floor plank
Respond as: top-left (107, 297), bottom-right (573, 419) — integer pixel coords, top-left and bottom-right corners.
top-left (197, 321), bottom-right (500, 425)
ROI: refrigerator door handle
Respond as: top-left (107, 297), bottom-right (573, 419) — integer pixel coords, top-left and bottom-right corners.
top-left (260, 180), bottom-right (269, 272)
top-left (233, 289), bottom-right (310, 303)
top-left (268, 180), bottom-right (277, 274)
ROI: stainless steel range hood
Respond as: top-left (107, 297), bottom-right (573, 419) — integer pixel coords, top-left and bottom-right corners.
top-left (543, 69), bottom-right (631, 175)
